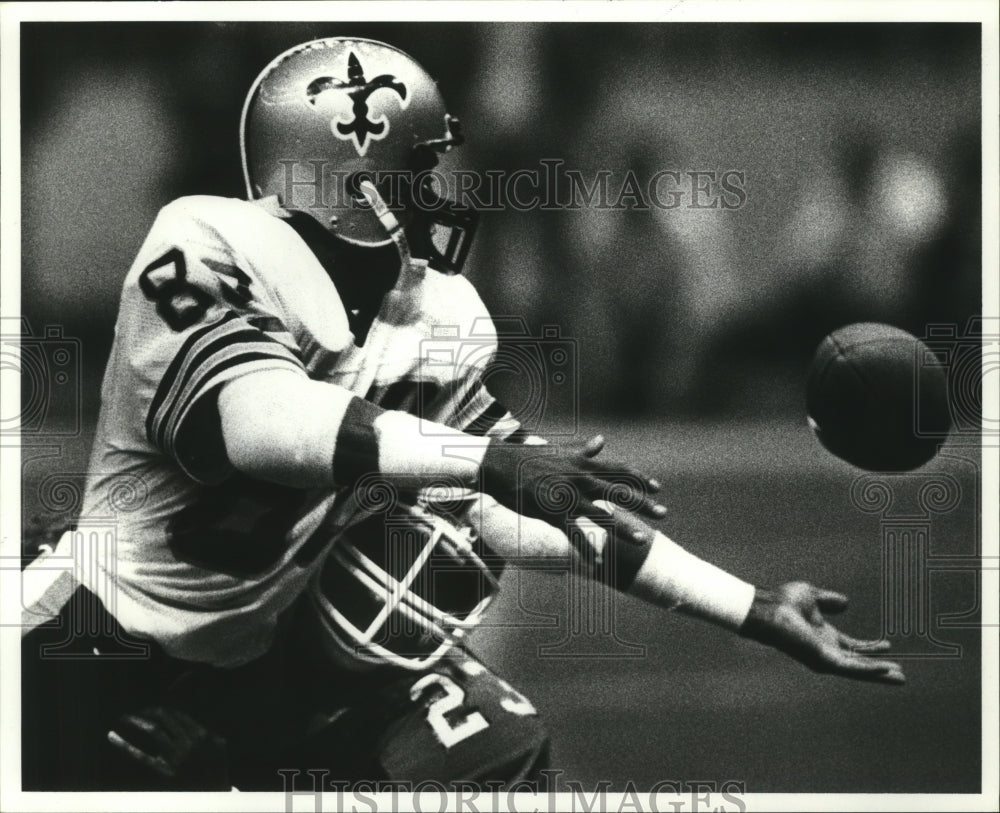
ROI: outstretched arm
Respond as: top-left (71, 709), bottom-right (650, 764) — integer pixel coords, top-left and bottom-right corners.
top-left (602, 506), bottom-right (904, 684)
top-left (216, 370), bottom-right (664, 541)
top-left (738, 582), bottom-right (904, 684)
top-left (471, 497), bottom-right (904, 686)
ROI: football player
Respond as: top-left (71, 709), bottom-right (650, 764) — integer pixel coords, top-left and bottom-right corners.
top-left (21, 38), bottom-right (904, 791)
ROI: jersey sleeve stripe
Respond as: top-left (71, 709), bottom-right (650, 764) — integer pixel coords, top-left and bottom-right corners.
top-left (450, 382), bottom-right (493, 425)
top-left (156, 337), bottom-right (302, 453)
top-left (420, 376), bottom-right (527, 439)
top-left (147, 317), bottom-right (304, 453)
top-left (362, 376), bottom-right (525, 438)
top-left (160, 344), bottom-right (304, 458)
top-left (145, 311), bottom-right (239, 443)
top-left (364, 380), bottom-right (443, 420)
top-left (453, 378), bottom-right (486, 415)
top-left (484, 412), bottom-right (524, 439)
top-left (463, 400), bottom-right (511, 436)
top-left (165, 349), bottom-right (304, 463)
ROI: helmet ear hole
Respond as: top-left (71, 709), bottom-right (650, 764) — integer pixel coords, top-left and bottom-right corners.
top-left (345, 172), bottom-right (363, 200)
top-left (409, 143), bottom-right (440, 172)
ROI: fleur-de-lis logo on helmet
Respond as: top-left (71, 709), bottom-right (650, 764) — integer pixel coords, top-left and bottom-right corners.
top-left (306, 52), bottom-right (409, 157)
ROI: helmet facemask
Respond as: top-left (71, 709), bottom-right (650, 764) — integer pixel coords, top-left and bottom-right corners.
top-left (309, 497), bottom-right (504, 671)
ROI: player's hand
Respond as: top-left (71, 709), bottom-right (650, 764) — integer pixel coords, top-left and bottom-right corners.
top-left (739, 581), bottom-right (905, 685)
top-left (108, 706), bottom-right (230, 789)
top-left (479, 434), bottom-right (665, 543)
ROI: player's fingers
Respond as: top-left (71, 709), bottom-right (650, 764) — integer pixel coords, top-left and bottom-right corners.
top-left (169, 708), bottom-right (207, 737)
top-left (119, 713), bottom-right (158, 735)
top-left (813, 589), bottom-right (849, 614)
top-left (824, 649), bottom-right (906, 684)
top-left (167, 709), bottom-right (213, 751)
top-left (853, 661), bottom-right (906, 684)
top-left (118, 712), bottom-right (177, 754)
top-left (603, 492), bottom-right (665, 519)
top-left (580, 435), bottom-right (605, 458)
top-left (119, 712), bottom-right (169, 743)
top-left (147, 707), bottom-right (190, 744)
top-left (838, 631), bottom-right (891, 652)
top-left (591, 500), bottom-right (653, 545)
top-left (577, 504), bottom-right (652, 545)
top-left (578, 455), bottom-right (662, 494)
top-left (172, 711), bottom-right (204, 740)
top-left (107, 730), bottom-right (175, 777)
top-left (580, 472), bottom-right (665, 519)
top-left (836, 665), bottom-right (906, 686)
top-left (636, 495), bottom-right (667, 519)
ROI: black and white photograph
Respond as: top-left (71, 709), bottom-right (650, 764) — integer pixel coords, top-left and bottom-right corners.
top-left (1, 2), bottom-right (997, 811)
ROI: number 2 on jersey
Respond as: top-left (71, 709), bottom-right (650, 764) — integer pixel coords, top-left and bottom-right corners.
top-left (410, 673), bottom-right (489, 749)
top-left (410, 664), bottom-right (538, 749)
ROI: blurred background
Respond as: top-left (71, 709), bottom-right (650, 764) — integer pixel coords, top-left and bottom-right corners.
top-left (20, 22), bottom-right (981, 419)
top-left (16, 22), bottom-right (984, 795)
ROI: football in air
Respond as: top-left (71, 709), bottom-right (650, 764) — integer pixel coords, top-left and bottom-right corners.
top-left (806, 322), bottom-right (952, 471)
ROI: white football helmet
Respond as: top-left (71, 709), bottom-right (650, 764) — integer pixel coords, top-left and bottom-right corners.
top-left (309, 491), bottom-right (504, 671)
top-left (240, 37), bottom-right (477, 272)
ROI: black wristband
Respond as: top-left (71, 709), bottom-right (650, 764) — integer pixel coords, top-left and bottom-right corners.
top-left (332, 397), bottom-right (384, 485)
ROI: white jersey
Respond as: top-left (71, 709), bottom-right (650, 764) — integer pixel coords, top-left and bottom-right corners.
top-left (37, 195), bottom-right (520, 666)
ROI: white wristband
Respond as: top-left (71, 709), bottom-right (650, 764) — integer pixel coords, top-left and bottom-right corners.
top-left (631, 531), bottom-right (756, 630)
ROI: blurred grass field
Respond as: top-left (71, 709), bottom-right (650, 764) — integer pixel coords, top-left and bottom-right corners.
top-left (18, 416), bottom-right (982, 793)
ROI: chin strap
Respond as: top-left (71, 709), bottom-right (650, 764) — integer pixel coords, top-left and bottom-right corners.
top-left (344, 181), bottom-right (427, 397)
top-left (357, 180), bottom-right (423, 279)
